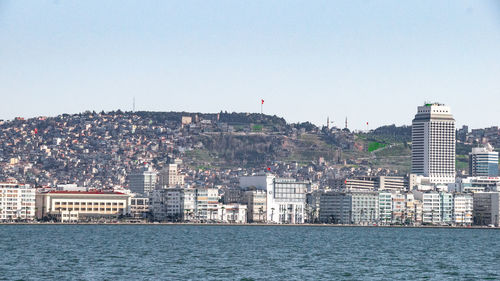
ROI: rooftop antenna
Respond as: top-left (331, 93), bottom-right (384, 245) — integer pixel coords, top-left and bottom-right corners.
top-left (345, 117), bottom-right (348, 129)
top-left (133, 97), bottom-right (136, 112)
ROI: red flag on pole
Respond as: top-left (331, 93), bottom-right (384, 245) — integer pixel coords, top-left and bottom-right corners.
top-left (261, 99), bottom-right (264, 104)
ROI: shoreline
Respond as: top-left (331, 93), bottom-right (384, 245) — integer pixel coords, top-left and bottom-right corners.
top-left (0, 222), bottom-right (497, 229)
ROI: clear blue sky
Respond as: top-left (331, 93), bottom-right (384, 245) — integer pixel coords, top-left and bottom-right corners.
top-left (1, 1), bottom-right (500, 129)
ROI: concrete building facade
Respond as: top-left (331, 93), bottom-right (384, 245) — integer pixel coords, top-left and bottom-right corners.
top-left (244, 190), bottom-right (267, 223)
top-left (473, 192), bottom-right (500, 226)
top-left (319, 191), bottom-right (379, 224)
top-left (411, 103), bottom-right (456, 184)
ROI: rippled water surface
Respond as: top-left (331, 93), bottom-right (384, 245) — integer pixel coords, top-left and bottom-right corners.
top-left (1, 225), bottom-right (500, 280)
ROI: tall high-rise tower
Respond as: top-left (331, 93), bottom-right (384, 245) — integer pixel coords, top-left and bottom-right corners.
top-left (411, 103), bottom-right (456, 184)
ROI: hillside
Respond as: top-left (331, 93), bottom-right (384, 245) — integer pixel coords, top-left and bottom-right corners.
top-left (0, 111), bottom-right (489, 186)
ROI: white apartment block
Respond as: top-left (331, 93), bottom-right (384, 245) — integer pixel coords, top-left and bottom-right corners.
top-left (157, 164), bottom-right (185, 188)
top-left (0, 183), bottom-right (36, 221)
top-left (379, 191), bottom-right (392, 224)
top-left (453, 194), bottom-right (473, 225)
top-left (411, 103), bottom-right (456, 184)
top-left (195, 188), bottom-right (220, 221)
top-left (413, 191), bottom-right (441, 224)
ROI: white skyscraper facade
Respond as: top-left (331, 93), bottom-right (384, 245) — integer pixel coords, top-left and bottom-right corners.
top-left (411, 103), bottom-right (456, 184)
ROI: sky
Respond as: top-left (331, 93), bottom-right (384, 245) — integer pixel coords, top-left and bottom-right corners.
top-left (1, 0), bottom-right (500, 130)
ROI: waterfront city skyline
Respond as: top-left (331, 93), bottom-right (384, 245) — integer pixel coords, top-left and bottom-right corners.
top-left (1, 1), bottom-right (500, 129)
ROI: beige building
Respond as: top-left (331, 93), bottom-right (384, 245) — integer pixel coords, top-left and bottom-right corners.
top-left (36, 191), bottom-right (130, 222)
top-left (181, 116), bottom-right (192, 126)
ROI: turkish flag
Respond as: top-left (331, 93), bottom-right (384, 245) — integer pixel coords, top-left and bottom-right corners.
top-left (261, 99), bottom-right (264, 104)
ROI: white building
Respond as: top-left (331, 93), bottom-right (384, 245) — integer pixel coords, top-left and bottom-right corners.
top-left (379, 191), bottom-right (392, 224)
top-left (218, 204), bottom-right (247, 223)
top-left (0, 183), bottom-right (36, 221)
top-left (413, 191), bottom-right (441, 224)
top-left (469, 144), bottom-right (499, 177)
top-left (166, 188), bottom-right (195, 221)
top-left (239, 175), bottom-right (307, 224)
top-left (157, 164), bottom-right (185, 188)
top-left (453, 193), bottom-right (473, 225)
top-left (411, 103), bottom-right (456, 184)
top-left (128, 166), bottom-right (157, 195)
top-left (195, 188), bottom-right (220, 222)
